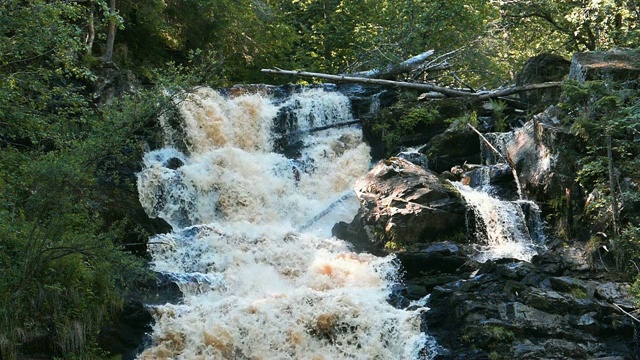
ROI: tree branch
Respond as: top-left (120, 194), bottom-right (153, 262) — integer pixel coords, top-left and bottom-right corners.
top-left (261, 68), bottom-right (562, 100)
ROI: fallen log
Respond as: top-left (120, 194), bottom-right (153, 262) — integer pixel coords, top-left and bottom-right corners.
top-left (348, 50), bottom-right (434, 79)
top-left (261, 68), bottom-right (562, 100)
top-left (262, 68), bottom-right (473, 97)
top-left (279, 119), bottom-right (361, 139)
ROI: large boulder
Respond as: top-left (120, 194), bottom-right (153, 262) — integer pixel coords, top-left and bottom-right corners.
top-left (504, 106), bottom-right (577, 202)
top-left (569, 49), bottom-right (640, 84)
top-left (336, 157), bottom-right (465, 253)
top-left (516, 53), bottom-right (571, 110)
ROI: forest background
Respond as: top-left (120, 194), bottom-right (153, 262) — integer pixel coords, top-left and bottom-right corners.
top-left (1, 0), bottom-right (638, 358)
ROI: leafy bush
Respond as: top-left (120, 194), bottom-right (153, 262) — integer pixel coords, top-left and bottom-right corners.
top-left (372, 103), bottom-right (441, 151)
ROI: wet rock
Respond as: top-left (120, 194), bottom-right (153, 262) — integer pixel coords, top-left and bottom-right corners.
top-left (336, 83), bottom-right (397, 120)
top-left (98, 301), bottom-right (153, 360)
top-left (344, 157), bottom-right (465, 252)
top-left (504, 106), bottom-right (577, 202)
top-left (164, 157), bottom-right (185, 170)
top-left (422, 255), bottom-right (635, 359)
top-left (396, 146), bottom-right (429, 169)
top-left (396, 242), bottom-right (468, 279)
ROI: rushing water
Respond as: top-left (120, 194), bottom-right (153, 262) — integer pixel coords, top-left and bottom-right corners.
top-left (452, 129), bottom-right (547, 263)
top-left (452, 181), bottom-right (546, 263)
top-left (137, 87), bottom-right (432, 359)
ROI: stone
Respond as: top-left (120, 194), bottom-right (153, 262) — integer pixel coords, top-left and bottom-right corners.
top-left (569, 49), bottom-right (640, 84)
top-left (516, 53), bottom-right (571, 111)
top-left (396, 146), bottom-right (429, 169)
top-left (165, 157), bottom-right (185, 170)
top-left (423, 122), bottom-right (481, 173)
top-left (595, 282), bottom-right (635, 307)
top-left (98, 301), bottom-right (153, 360)
top-left (504, 107), bottom-right (577, 202)
top-left (548, 276), bottom-right (588, 294)
top-left (396, 242), bottom-right (467, 279)
top-left (422, 253), bottom-right (635, 359)
top-left (346, 157), bottom-right (466, 252)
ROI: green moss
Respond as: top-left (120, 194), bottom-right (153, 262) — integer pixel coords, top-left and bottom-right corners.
top-left (569, 287), bottom-right (588, 299)
top-left (488, 325), bottom-right (515, 342)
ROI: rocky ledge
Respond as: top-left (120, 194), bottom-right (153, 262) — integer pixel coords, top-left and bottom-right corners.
top-left (405, 246), bottom-right (638, 359)
top-left (334, 147), bottom-right (639, 359)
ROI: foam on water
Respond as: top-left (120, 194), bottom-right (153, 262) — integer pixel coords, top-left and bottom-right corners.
top-left (451, 181), bottom-right (545, 262)
top-left (137, 87), bottom-right (434, 359)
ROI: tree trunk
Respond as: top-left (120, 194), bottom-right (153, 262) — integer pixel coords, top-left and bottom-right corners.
top-left (348, 50), bottom-right (434, 79)
top-left (607, 133), bottom-right (619, 235)
top-left (86, 4), bottom-right (95, 55)
top-left (261, 68), bottom-right (562, 100)
top-left (102, 0), bottom-right (117, 62)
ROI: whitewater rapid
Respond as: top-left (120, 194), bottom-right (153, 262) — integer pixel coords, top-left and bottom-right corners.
top-left (136, 87), bottom-right (433, 359)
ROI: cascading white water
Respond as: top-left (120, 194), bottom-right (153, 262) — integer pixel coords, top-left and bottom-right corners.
top-left (137, 87), bottom-right (434, 359)
top-left (452, 128), bottom-right (547, 262)
top-left (452, 181), bottom-right (545, 262)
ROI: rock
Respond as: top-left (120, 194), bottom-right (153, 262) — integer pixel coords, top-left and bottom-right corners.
top-left (595, 282), bottom-right (635, 307)
top-left (396, 146), bottom-right (429, 169)
top-left (516, 53), bottom-right (571, 110)
top-left (531, 252), bottom-right (566, 275)
top-left (569, 49), bottom-right (640, 84)
top-left (164, 157), bottom-right (185, 170)
top-left (422, 255), bottom-right (635, 359)
top-left (504, 106), bottom-right (577, 202)
top-left (98, 301), bottom-right (153, 360)
top-left (92, 67), bottom-right (140, 105)
top-left (423, 121), bottom-right (481, 173)
top-left (331, 213), bottom-right (379, 254)
top-left (344, 157), bottom-right (466, 252)
top-left (396, 242), bottom-right (468, 279)
top-left (336, 83), bottom-right (397, 120)
top-left (548, 276), bottom-right (590, 295)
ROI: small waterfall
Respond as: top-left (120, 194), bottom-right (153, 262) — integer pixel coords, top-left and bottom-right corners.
top-left (137, 87), bottom-right (435, 359)
top-left (480, 132), bottom-right (513, 165)
top-left (453, 128), bottom-right (546, 262)
top-left (453, 181), bottom-right (546, 262)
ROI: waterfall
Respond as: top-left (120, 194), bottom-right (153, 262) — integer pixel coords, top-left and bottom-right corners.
top-left (137, 87), bottom-right (434, 359)
top-left (452, 130), bottom-right (546, 262)
top-left (452, 181), bottom-right (546, 262)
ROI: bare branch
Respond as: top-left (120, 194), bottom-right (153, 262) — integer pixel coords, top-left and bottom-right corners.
top-left (261, 68), bottom-right (562, 100)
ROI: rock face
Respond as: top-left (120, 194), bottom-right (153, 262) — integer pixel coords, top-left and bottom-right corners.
top-left (424, 122), bottom-right (481, 173)
top-left (503, 106), bottom-right (577, 202)
top-left (569, 49), bottom-right (640, 84)
top-left (336, 157), bottom-right (465, 253)
top-left (419, 255), bottom-right (637, 359)
top-left (98, 301), bottom-right (153, 360)
top-left (516, 53), bottom-right (571, 110)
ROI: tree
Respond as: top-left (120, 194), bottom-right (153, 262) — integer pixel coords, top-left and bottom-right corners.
top-left (493, 0), bottom-right (640, 53)
top-left (102, 0), bottom-right (118, 61)
top-left (561, 80), bottom-right (640, 274)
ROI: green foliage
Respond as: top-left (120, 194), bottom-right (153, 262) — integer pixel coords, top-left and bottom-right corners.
top-left (0, 150), bottom-right (151, 359)
top-left (0, 0), bottom-right (93, 148)
top-left (612, 224), bottom-right (640, 275)
top-left (372, 103), bottom-right (440, 151)
top-left (560, 80), bottom-right (640, 279)
top-left (489, 99), bottom-right (508, 132)
top-left (494, 0), bottom-right (640, 54)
